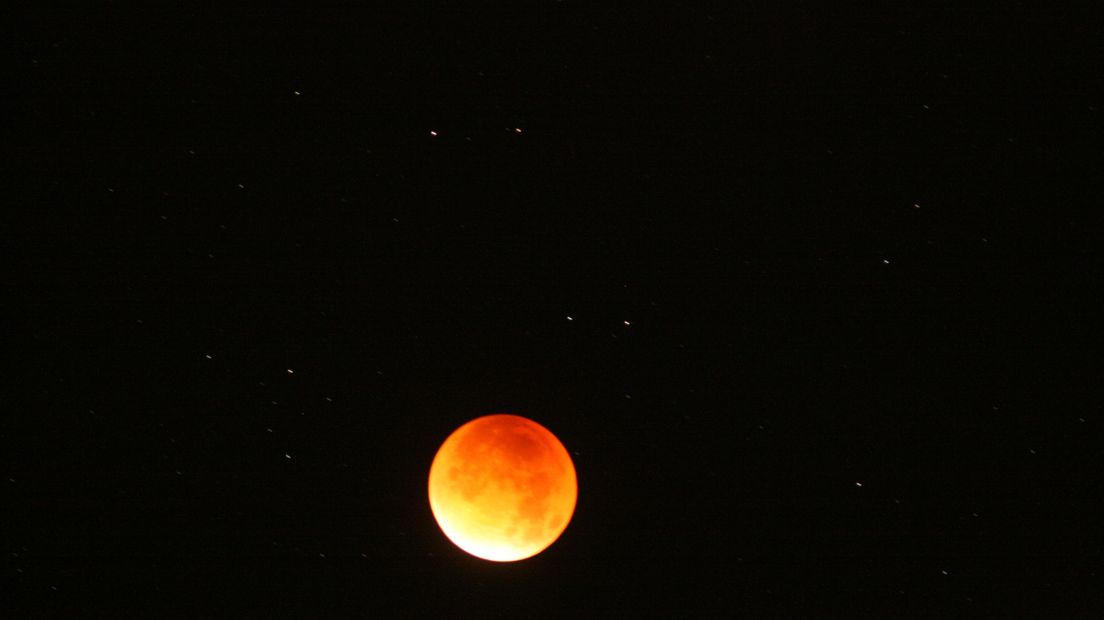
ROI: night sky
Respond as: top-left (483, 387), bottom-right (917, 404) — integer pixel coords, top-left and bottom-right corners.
top-left (8, 4), bottom-right (1101, 616)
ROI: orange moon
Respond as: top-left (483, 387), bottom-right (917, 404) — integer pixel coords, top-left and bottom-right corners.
top-left (428, 414), bottom-right (577, 562)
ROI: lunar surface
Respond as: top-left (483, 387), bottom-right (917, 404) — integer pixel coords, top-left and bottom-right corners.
top-left (428, 414), bottom-right (577, 562)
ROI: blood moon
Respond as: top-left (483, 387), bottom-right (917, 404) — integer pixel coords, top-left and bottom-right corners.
top-left (428, 414), bottom-right (577, 562)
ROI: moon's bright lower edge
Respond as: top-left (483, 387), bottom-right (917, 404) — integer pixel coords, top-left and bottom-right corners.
top-left (427, 414), bottom-right (578, 562)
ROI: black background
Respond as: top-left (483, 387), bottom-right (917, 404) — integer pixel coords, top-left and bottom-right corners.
top-left (7, 3), bottom-right (1102, 615)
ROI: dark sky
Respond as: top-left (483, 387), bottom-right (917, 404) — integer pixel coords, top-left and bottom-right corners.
top-left (8, 3), bottom-right (1101, 616)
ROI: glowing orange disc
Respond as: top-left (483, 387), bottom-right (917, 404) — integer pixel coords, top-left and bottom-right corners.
top-left (428, 414), bottom-right (577, 562)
